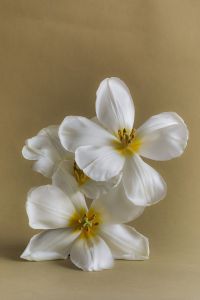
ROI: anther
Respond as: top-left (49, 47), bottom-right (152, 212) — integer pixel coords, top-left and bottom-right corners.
top-left (118, 128), bottom-right (136, 146)
top-left (73, 161), bottom-right (88, 185)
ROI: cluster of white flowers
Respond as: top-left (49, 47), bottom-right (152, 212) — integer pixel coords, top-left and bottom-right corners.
top-left (21, 77), bottom-right (188, 271)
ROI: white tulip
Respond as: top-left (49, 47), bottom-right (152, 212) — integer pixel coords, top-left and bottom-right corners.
top-left (22, 125), bottom-right (71, 177)
top-left (22, 125), bottom-right (120, 199)
top-left (59, 77), bottom-right (189, 206)
top-left (21, 185), bottom-right (148, 271)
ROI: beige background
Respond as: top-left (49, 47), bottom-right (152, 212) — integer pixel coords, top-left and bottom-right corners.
top-left (0, 0), bottom-right (199, 299)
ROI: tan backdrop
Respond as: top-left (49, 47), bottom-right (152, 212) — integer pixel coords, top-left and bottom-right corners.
top-left (0, 1), bottom-right (199, 299)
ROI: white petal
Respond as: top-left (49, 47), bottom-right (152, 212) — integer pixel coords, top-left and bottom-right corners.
top-left (137, 112), bottom-right (189, 161)
top-left (96, 77), bottom-right (135, 133)
top-left (22, 125), bottom-right (71, 177)
top-left (54, 159), bottom-right (120, 201)
top-left (100, 224), bottom-right (149, 260)
top-left (52, 160), bottom-right (88, 211)
top-left (59, 116), bottom-right (115, 152)
top-left (123, 154), bottom-right (167, 206)
top-left (92, 181), bottom-right (144, 224)
top-left (70, 236), bottom-right (114, 271)
top-left (80, 174), bottom-right (121, 200)
top-left (21, 228), bottom-right (80, 261)
top-left (27, 185), bottom-right (76, 229)
top-left (90, 116), bottom-right (102, 125)
top-left (22, 144), bottom-right (39, 160)
top-left (32, 158), bottom-right (55, 177)
top-left (76, 145), bottom-right (125, 181)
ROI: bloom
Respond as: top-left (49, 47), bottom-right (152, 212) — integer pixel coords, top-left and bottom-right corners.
top-left (22, 125), bottom-right (71, 177)
top-left (59, 77), bottom-right (189, 206)
top-left (22, 125), bottom-right (119, 199)
top-left (21, 184), bottom-right (148, 271)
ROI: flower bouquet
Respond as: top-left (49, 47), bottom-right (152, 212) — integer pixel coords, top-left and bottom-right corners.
top-left (21, 77), bottom-right (188, 271)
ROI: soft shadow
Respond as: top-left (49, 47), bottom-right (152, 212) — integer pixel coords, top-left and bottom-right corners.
top-left (55, 258), bottom-right (80, 271)
top-left (0, 242), bottom-right (26, 261)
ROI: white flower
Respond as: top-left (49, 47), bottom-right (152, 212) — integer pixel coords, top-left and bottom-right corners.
top-left (22, 125), bottom-right (71, 177)
top-left (59, 77), bottom-right (189, 206)
top-left (22, 125), bottom-right (119, 199)
top-left (21, 185), bottom-right (149, 271)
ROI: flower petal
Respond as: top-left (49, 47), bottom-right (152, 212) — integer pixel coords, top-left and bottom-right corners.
top-left (52, 160), bottom-right (88, 212)
top-left (100, 224), bottom-right (149, 260)
top-left (137, 112), bottom-right (189, 161)
top-left (70, 236), bottom-right (114, 271)
top-left (92, 181), bottom-right (144, 224)
top-left (123, 154), bottom-right (167, 206)
top-left (27, 185), bottom-right (76, 229)
top-left (53, 160), bottom-right (120, 202)
top-left (96, 77), bottom-right (135, 133)
top-left (21, 228), bottom-right (80, 261)
top-left (22, 125), bottom-right (72, 177)
top-left (80, 173), bottom-right (121, 200)
top-left (76, 145), bottom-right (125, 181)
top-left (59, 116), bottom-right (115, 152)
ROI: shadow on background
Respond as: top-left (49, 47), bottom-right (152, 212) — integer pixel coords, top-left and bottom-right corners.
top-left (0, 242), bottom-right (26, 261)
top-left (55, 258), bottom-right (80, 271)
top-left (0, 242), bottom-right (82, 271)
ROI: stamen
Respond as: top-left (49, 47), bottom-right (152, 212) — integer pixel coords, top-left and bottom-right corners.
top-left (77, 213), bottom-right (99, 235)
top-left (73, 161), bottom-right (88, 185)
top-left (88, 214), bottom-right (96, 221)
top-left (69, 209), bottom-right (101, 238)
top-left (118, 128), bottom-right (136, 146)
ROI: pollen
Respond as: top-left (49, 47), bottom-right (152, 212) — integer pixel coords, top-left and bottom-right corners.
top-left (118, 128), bottom-right (136, 146)
top-left (73, 161), bottom-right (89, 185)
top-left (69, 209), bottom-right (101, 238)
top-left (113, 128), bottom-right (141, 156)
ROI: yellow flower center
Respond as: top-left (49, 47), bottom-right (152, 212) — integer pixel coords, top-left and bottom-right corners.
top-left (118, 128), bottom-right (136, 146)
top-left (113, 128), bottom-right (141, 156)
top-left (73, 161), bottom-right (89, 185)
top-left (69, 209), bottom-right (101, 238)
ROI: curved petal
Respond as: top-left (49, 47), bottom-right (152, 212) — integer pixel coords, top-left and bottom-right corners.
top-left (123, 154), bottom-right (167, 206)
top-left (90, 116), bottom-right (102, 125)
top-left (137, 112), bottom-right (189, 161)
top-left (96, 77), bottom-right (135, 133)
top-left (21, 228), bottom-right (80, 261)
top-left (59, 116), bottom-right (115, 152)
top-left (92, 181), bottom-right (144, 224)
top-left (22, 144), bottom-right (39, 160)
top-left (22, 125), bottom-right (72, 177)
top-left (26, 185), bottom-right (76, 229)
top-left (75, 145), bottom-right (125, 181)
top-left (70, 236), bottom-right (114, 271)
top-left (52, 161), bottom-right (88, 212)
top-left (100, 224), bottom-right (149, 260)
top-left (81, 174), bottom-right (121, 200)
top-left (54, 158), bottom-right (121, 201)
